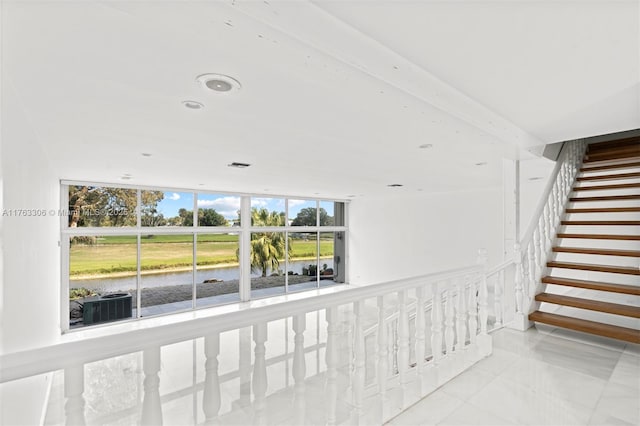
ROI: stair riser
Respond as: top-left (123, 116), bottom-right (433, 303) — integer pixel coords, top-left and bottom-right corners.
top-left (547, 268), bottom-right (640, 285)
top-left (576, 175), bottom-right (640, 183)
top-left (559, 225), bottom-right (640, 235)
top-left (542, 284), bottom-right (640, 304)
top-left (566, 199), bottom-right (640, 209)
top-left (537, 305), bottom-right (640, 330)
top-left (580, 165), bottom-right (640, 177)
top-left (552, 252), bottom-right (640, 267)
top-left (565, 212), bottom-right (640, 221)
top-left (554, 238), bottom-right (640, 250)
top-left (571, 189), bottom-right (640, 198)
top-left (574, 180), bottom-right (640, 190)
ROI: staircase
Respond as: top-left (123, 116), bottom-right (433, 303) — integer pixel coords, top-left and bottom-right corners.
top-left (529, 136), bottom-right (640, 343)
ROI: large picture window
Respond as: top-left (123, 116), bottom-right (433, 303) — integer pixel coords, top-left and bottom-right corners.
top-left (62, 183), bottom-right (347, 331)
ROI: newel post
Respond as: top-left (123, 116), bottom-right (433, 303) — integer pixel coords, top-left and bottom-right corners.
top-left (475, 249), bottom-right (492, 356)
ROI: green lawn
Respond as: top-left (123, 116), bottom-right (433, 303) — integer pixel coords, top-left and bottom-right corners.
top-left (70, 235), bottom-right (334, 277)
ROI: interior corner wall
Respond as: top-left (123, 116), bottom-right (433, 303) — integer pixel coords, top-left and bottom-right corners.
top-left (1, 80), bottom-right (60, 425)
top-left (347, 189), bottom-right (503, 285)
top-left (1, 83), bottom-right (60, 355)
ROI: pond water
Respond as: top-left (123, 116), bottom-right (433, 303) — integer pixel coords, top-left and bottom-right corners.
top-left (71, 259), bottom-right (334, 292)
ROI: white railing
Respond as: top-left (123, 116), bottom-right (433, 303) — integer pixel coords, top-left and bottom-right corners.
top-left (1, 258), bottom-right (493, 425)
top-left (512, 139), bottom-right (587, 329)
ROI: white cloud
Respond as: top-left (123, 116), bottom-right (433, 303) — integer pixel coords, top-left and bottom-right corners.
top-left (251, 198), bottom-right (270, 208)
top-left (288, 199), bottom-right (307, 208)
top-left (198, 196), bottom-right (241, 220)
top-left (168, 192), bottom-right (181, 201)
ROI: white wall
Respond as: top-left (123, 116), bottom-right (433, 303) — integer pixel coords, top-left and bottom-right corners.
top-left (348, 189), bottom-right (503, 285)
top-left (1, 81), bottom-right (60, 425)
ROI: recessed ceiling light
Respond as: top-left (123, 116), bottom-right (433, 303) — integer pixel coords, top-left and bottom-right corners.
top-left (475, 162), bottom-right (488, 166)
top-left (529, 177), bottom-right (543, 181)
top-left (121, 176), bottom-right (132, 180)
top-left (419, 144), bottom-right (433, 149)
top-left (141, 153), bottom-right (152, 157)
top-left (196, 73), bottom-right (241, 93)
top-left (228, 162), bottom-right (251, 168)
top-left (347, 195), bottom-right (356, 198)
top-left (198, 183), bottom-right (205, 186)
top-left (182, 100), bottom-right (204, 110)
top-left (387, 184), bottom-right (403, 187)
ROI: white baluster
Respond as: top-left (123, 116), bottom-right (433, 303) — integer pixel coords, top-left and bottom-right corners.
top-left (64, 365), bottom-right (86, 426)
top-left (203, 333), bottom-right (221, 425)
top-left (377, 296), bottom-right (389, 396)
top-left (141, 346), bottom-right (163, 426)
top-left (252, 323), bottom-right (268, 426)
top-left (292, 314), bottom-right (306, 426)
top-left (527, 241), bottom-right (536, 302)
top-left (415, 285), bottom-right (426, 372)
top-left (543, 203), bottom-right (552, 251)
top-left (431, 285), bottom-right (443, 363)
top-left (494, 270), bottom-right (504, 328)
top-left (455, 279), bottom-right (467, 352)
top-left (239, 327), bottom-right (252, 408)
top-left (467, 275), bottom-right (478, 342)
top-left (352, 301), bottom-right (365, 425)
top-left (325, 306), bottom-right (339, 426)
top-left (534, 228), bottom-right (543, 284)
top-left (477, 250), bottom-right (489, 335)
top-left (397, 289), bottom-right (410, 384)
top-left (444, 288), bottom-right (455, 356)
top-left (514, 244), bottom-right (524, 316)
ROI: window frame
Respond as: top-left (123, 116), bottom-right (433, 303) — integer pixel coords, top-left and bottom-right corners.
top-left (60, 180), bottom-right (348, 333)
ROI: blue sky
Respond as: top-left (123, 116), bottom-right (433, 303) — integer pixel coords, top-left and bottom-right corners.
top-left (154, 192), bottom-right (334, 221)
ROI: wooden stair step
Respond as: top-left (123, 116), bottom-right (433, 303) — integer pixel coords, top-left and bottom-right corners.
top-left (561, 220), bottom-right (640, 225)
top-left (587, 145), bottom-right (640, 158)
top-left (580, 161), bottom-right (640, 173)
top-left (552, 247), bottom-right (640, 257)
top-left (583, 154), bottom-right (640, 163)
top-left (587, 142), bottom-right (640, 158)
top-left (577, 172), bottom-right (640, 181)
top-left (557, 233), bottom-right (640, 241)
top-left (570, 194), bottom-right (640, 202)
top-left (566, 207), bottom-right (640, 213)
top-left (587, 136), bottom-right (640, 151)
top-left (542, 276), bottom-right (640, 295)
top-left (547, 261), bottom-right (640, 275)
top-left (573, 182), bottom-right (640, 191)
top-left (535, 293), bottom-right (640, 318)
top-left (529, 311), bottom-right (640, 343)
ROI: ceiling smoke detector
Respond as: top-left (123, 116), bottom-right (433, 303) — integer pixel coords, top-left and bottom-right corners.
top-left (197, 74), bottom-right (241, 93)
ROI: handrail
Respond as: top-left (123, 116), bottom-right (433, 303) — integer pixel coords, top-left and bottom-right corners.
top-left (512, 139), bottom-right (587, 328)
top-left (520, 142), bottom-right (568, 248)
top-left (0, 264), bottom-right (484, 384)
top-left (486, 258), bottom-right (514, 277)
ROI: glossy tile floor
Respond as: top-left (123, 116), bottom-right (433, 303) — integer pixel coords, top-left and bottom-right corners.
top-left (388, 326), bottom-right (640, 426)
top-left (43, 312), bottom-right (639, 426)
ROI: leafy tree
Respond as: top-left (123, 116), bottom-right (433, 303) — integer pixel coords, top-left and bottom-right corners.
top-left (69, 186), bottom-right (163, 227)
top-left (199, 209), bottom-right (228, 226)
top-left (245, 208), bottom-right (292, 277)
top-left (178, 208), bottom-right (193, 226)
top-left (291, 207), bottom-right (333, 226)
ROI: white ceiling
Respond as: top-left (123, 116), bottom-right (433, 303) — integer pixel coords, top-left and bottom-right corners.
top-left (2, 0), bottom-right (638, 199)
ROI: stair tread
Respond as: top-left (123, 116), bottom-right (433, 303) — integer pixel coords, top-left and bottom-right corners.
top-left (587, 136), bottom-right (640, 152)
top-left (580, 161), bottom-right (640, 172)
top-left (547, 261), bottom-right (640, 275)
top-left (587, 145), bottom-right (640, 157)
top-left (557, 233), bottom-right (640, 240)
top-left (577, 172), bottom-right (640, 181)
top-left (561, 220), bottom-right (640, 225)
top-left (573, 183), bottom-right (640, 191)
top-left (566, 207), bottom-right (640, 213)
top-left (583, 154), bottom-right (640, 164)
top-left (570, 195), bottom-right (640, 202)
top-left (529, 311), bottom-right (640, 343)
top-left (535, 293), bottom-right (640, 318)
top-left (552, 247), bottom-right (640, 257)
top-left (542, 276), bottom-right (640, 295)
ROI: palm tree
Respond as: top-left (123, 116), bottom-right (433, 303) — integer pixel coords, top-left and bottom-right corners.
top-left (249, 208), bottom-right (291, 277)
